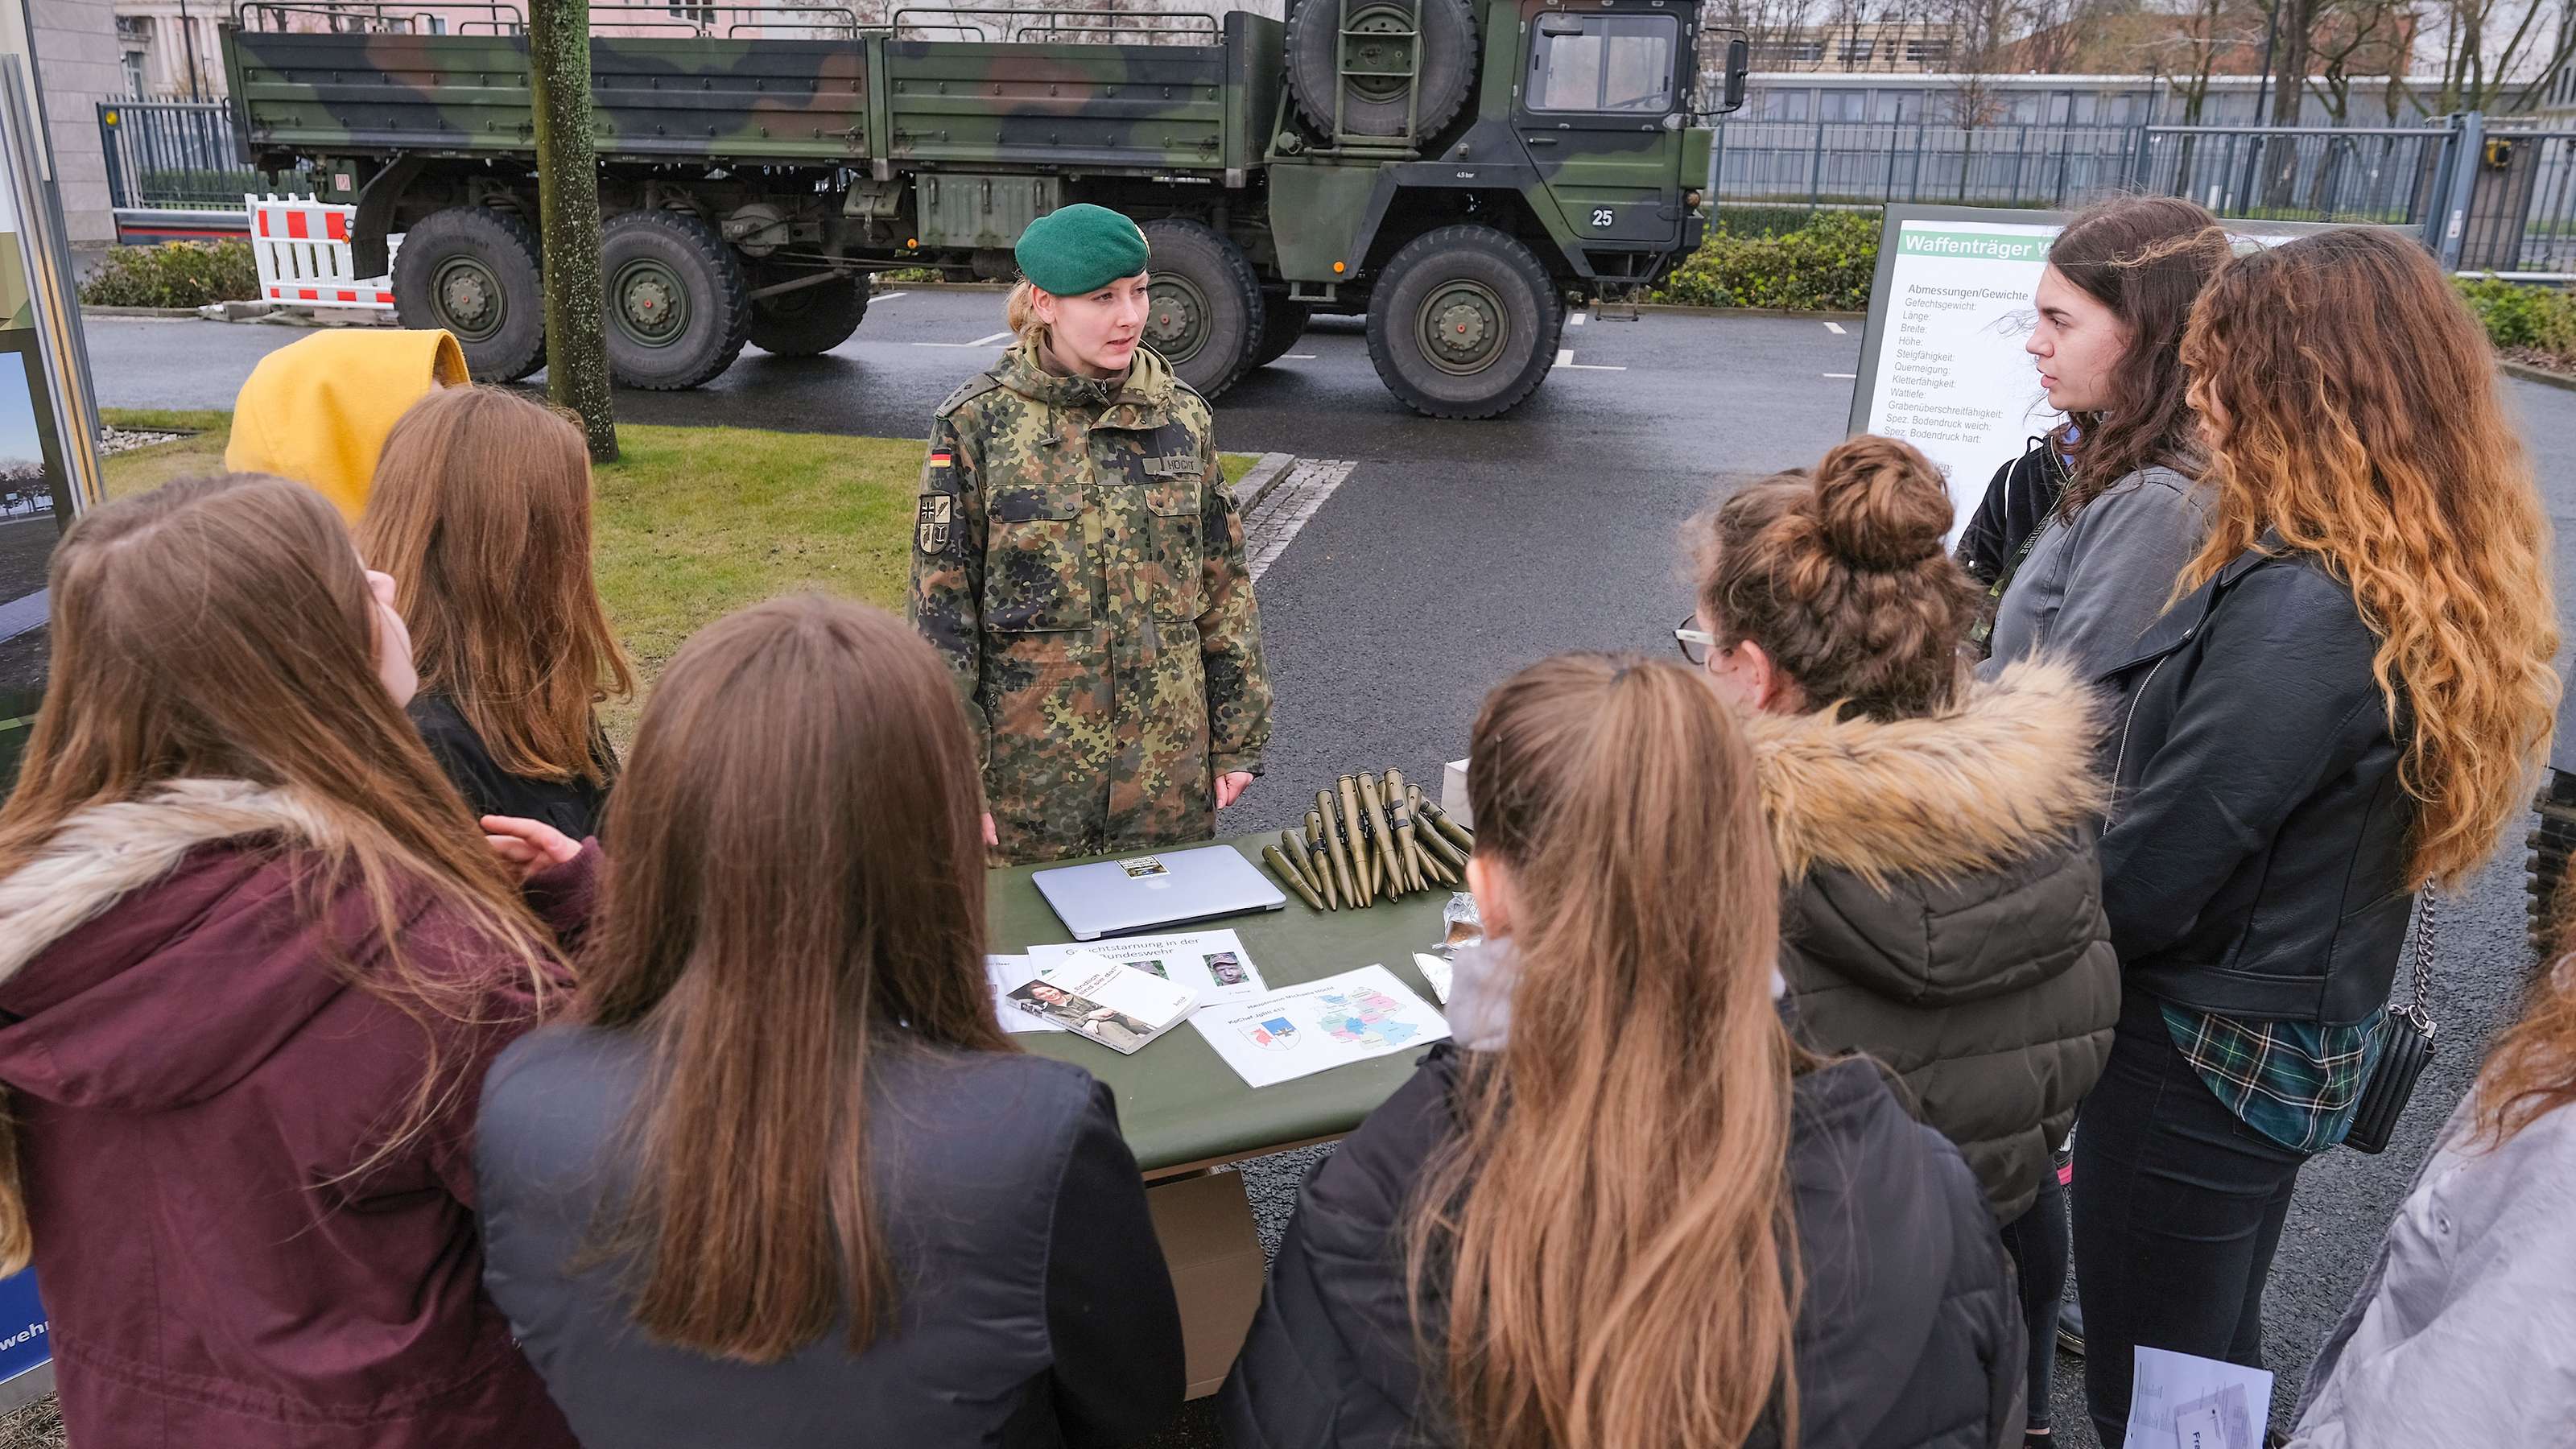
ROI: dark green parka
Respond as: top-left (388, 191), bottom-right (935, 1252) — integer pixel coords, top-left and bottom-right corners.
top-left (1754, 658), bottom-right (2120, 1223)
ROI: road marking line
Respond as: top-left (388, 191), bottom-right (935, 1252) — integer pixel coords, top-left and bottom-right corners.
top-left (1282, 353), bottom-right (1318, 359)
top-left (1563, 362), bottom-right (1627, 371)
top-left (1242, 458), bottom-right (1357, 582)
top-left (1553, 348), bottom-right (1574, 368)
top-left (912, 330), bottom-right (1015, 348)
top-left (1823, 320), bottom-right (1847, 334)
top-left (871, 291), bottom-right (909, 303)
top-left (1823, 372), bottom-right (1856, 378)
top-left (1569, 313), bottom-right (1587, 325)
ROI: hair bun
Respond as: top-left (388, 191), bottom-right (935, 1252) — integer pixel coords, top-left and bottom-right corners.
top-left (1805, 436), bottom-right (1952, 572)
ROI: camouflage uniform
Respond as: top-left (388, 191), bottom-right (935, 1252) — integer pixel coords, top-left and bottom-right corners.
top-left (909, 340), bottom-right (1271, 865)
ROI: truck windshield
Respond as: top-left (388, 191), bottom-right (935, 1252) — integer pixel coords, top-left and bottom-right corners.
top-left (1525, 14), bottom-right (1679, 114)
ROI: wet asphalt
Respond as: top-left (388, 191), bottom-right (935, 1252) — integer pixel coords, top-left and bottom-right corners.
top-left (84, 297), bottom-right (2576, 1446)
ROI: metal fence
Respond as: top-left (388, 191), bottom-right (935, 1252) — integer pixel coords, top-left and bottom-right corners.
top-left (1712, 114), bottom-right (2576, 276)
top-left (97, 101), bottom-right (261, 210)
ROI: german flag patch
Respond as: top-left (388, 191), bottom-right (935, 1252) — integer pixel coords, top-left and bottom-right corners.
top-left (927, 449), bottom-right (953, 471)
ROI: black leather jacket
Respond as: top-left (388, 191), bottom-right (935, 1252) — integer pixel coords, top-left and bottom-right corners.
top-left (2097, 541), bottom-right (2415, 1026)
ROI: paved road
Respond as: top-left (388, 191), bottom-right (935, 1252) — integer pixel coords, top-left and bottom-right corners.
top-left (86, 298), bottom-right (2576, 1444)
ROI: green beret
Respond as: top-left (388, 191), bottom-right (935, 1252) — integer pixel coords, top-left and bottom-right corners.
top-left (1016, 204), bottom-right (1150, 296)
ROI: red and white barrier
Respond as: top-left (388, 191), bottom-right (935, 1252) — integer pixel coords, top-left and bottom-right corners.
top-left (245, 194), bottom-right (403, 311)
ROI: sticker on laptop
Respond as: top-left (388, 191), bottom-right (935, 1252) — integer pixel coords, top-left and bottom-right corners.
top-left (1118, 856), bottom-right (1170, 878)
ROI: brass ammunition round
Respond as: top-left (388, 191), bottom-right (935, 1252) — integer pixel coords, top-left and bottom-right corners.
top-left (1262, 847), bottom-right (1326, 911)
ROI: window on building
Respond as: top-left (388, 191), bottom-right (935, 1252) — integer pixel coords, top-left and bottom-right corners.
top-left (2047, 93), bottom-right (2072, 123)
top-left (1819, 89), bottom-right (1867, 122)
top-left (120, 50), bottom-right (146, 97)
top-left (1526, 13), bottom-right (1681, 112)
top-left (1759, 86), bottom-right (1813, 121)
top-left (1839, 37), bottom-right (1876, 64)
top-left (1751, 38), bottom-right (1825, 67)
top-left (2006, 93), bottom-right (2042, 123)
top-left (1904, 37), bottom-right (1950, 66)
top-left (669, 2), bottom-right (719, 26)
top-left (426, 14), bottom-right (448, 33)
top-left (1873, 89), bottom-right (1918, 123)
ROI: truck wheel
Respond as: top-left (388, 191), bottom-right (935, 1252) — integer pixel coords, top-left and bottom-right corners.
top-left (599, 209), bottom-right (751, 390)
top-left (746, 275), bottom-right (868, 357)
top-left (1139, 218), bottom-right (1261, 398)
top-left (1365, 225), bottom-right (1563, 419)
top-left (1249, 296), bottom-right (1313, 369)
top-left (2531, 772), bottom-right (2576, 953)
top-left (1286, 0), bottom-right (1476, 140)
top-left (390, 206), bottom-right (547, 382)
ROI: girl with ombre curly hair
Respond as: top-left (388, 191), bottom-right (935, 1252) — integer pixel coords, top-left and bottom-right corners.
top-left (2071, 228), bottom-right (2561, 1446)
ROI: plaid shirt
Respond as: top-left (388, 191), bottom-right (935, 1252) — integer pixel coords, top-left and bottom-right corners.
top-left (2162, 1004), bottom-right (2385, 1154)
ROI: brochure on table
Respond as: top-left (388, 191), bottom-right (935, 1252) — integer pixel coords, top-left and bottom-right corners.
top-left (985, 956), bottom-right (1063, 1033)
top-left (1191, 965), bottom-right (1451, 1089)
top-left (1027, 929), bottom-right (1269, 1003)
top-left (1003, 952), bottom-right (1197, 1055)
top-left (1847, 206), bottom-right (2342, 539)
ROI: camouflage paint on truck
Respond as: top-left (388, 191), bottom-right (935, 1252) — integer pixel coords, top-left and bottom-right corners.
top-left (221, 0), bottom-right (1733, 416)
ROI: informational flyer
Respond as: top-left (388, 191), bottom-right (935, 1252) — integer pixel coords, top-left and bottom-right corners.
top-left (1028, 929), bottom-right (1269, 1003)
top-left (1191, 965), bottom-right (1450, 1089)
top-left (1856, 217), bottom-right (2060, 530)
top-left (985, 956), bottom-right (1063, 1033)
top-left (2124, 1346), bottom-right (2271, 1449)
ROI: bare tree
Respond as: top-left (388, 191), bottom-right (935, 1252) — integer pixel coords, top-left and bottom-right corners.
top-left (2306, 0), bottom-right (2417, 121)
top-left (2420, 0), bottom-right (2576, 111)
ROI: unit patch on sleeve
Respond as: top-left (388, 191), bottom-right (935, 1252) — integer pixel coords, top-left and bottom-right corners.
top-left (915, 493), bottom-right (953, 553)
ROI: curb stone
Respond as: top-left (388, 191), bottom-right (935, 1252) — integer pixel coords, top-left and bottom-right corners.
top-left (1231, 452), bottom-right (1296, 512)
top-left (80, 305), bottom-right (200, 319)
top-left (2501, 360), bottom-right (2576, 394)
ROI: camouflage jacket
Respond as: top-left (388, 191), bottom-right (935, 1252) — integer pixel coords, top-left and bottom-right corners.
top-left (908, 341), bottom-right (1271, 865)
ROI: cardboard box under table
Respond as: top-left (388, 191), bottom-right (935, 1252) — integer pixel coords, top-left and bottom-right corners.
top-left (989, 833), bottom-right (1453, 1398)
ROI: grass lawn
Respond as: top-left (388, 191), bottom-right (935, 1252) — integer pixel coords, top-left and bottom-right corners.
top-left (101, 410), bottom-right (1259, 743)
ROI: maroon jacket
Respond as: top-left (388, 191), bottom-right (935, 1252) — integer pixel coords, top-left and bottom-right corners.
top-left (0, 781), bottom-right (587, 1449)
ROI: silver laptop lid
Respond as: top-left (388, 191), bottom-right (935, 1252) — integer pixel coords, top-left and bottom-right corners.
top-left (1033, 844), bottom-right (1288, 941)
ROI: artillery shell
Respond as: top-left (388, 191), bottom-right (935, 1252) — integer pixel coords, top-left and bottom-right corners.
top-left (1418, 819), bottom-right (1468, 873)
top-left (1319, 791), bottom-right (1360, 908)
top-left (1337, 775), bottom-right (1374, 902)
top-left (1277, 832), bottom-right (1320, 898)
top-left (1420, 797), bottom-right (1476, 854)
top-left (1357, 773), bottom-right (1403, 898)
top-left (1262, 847), bottom-right (1326, 912)
top-left (1411, 836), bottom-right (1455, 888)
top-left (1385, 769), bottom-right (1423, 892)
top-left (1301, 812), bottom-right (1341, 910)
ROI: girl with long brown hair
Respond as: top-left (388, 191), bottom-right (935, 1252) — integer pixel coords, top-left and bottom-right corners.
top-left (1221, 654), bottom-right (2023, 1449)
top-left (473, 595), bottom-right (1184, 1448)
top-left (2286, 889), bottom-right (2576, 1445)
top-left (360, 385), bottom-right (633, 837)
top-left (2074, 228), bottom-right (2560, 1444)
top-left (1975, 194), bottom-right (2230, 676)
top-left (1693, 434), bottom-right (2119, 1449)
top-left (0, 473), bottom-right (586, 1449)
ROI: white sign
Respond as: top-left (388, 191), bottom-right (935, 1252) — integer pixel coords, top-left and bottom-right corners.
top-left (1859, 218), bottom-right (2062, 532)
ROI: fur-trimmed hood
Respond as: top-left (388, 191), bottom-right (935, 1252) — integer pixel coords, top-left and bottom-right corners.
top-left (1744, 656), bottom-right (2108, 887)
top-left (0, 779), bottom-right (366, 1113)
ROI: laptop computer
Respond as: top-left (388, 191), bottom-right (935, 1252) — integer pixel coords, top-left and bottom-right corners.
top-left (1033, 844), bottom-right (1287, 941)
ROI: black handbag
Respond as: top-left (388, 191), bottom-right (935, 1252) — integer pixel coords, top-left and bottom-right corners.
top-left (2344, 890), bottom-right (2438, 1155)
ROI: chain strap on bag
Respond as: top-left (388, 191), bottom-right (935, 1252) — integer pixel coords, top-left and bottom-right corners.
top-left (2345, 888), bottom-right (2439, 1155)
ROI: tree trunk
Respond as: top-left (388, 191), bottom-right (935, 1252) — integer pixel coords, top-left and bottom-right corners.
top-left (529, 0), bottom-right (618, 462)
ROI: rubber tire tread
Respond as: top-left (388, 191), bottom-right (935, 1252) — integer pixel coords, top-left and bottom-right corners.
top-left (1249, 297), bottom-right (1313, 369)
top-left (1365, 225), bottom-right (1563, 419)
top-left (1285, 0), bottom-right (1478, 140)
top-left (746, 276), bottom-right (869, 356)
top-left (390, 206), bottom-right (547, 382)
top-left (1140, 218), bottom-right (1263, 399)
top-left (599, 209), bottom-right (751, 390)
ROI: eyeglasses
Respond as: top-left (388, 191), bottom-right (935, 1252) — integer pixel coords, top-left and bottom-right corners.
top-left (1674, 617), bottom-right (1718, 667)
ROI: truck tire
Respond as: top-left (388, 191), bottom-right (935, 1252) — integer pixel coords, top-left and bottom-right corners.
top-left (2532, 772), bottom-right (2576, 953)
top-left (1365, 225), bottom-right (1563, 419)
top-left (1249, 296), bottom-right (1313, 369)
top-left (600, 209), bottom-right (751, 390)
top-left (1286, 0), bottom-right (1477, 140)
top-left (390, 206), bottom-right (547, 382)
top-left (1139, 218), bottom-right (1262, 398)
top-left (746, 275), bottom-right (868, 357)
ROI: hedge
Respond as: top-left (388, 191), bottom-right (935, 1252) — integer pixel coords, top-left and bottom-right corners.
top-left (79, 242), bottom-right (261, 309)
top-left (2455, 277), bottom-right (2576, 371)
top-left (1652, 209), bottom-right (1880, 312)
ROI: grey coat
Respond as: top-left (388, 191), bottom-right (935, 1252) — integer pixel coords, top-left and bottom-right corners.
top-left (1979, 465), bottom-right (2210, 686)
top-left (2288, 1092), bottom-right (2576, 1447)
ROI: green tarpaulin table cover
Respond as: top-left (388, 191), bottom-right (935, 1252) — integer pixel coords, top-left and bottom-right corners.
top-left (990, 835), bottom-right (1455, 1173)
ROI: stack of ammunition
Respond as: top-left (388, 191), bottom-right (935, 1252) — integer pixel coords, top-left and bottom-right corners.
top-left (1261, 770), bottom-right (1476, 911)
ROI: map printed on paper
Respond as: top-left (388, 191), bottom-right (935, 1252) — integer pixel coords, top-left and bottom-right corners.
top-left (1191, 964), bottom-right (1451, 1089)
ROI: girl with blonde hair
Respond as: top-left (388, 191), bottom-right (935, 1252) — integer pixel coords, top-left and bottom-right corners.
top-left (1222, 654), bottom-right (2023, 1449)
top-left (2074, 227), bottom-right (2561, 1443)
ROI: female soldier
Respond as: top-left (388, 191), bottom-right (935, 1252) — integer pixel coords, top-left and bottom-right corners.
top-left (909, 204), bottom-right (1271, 864)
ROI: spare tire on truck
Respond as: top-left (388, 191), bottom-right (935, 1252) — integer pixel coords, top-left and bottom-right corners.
top-left (1139, 218), bottom-right (1263, 399)
top-left (599, 209), bottom-right (752, 390)
top-left (390, 206), bottom-right (547, 382)
top-left (1365, 224), bottom-right (1563, 419)
top-left (1286, 0), bottom-right (1477, 140)
top-left (747, 273), bottom-right (869, 357)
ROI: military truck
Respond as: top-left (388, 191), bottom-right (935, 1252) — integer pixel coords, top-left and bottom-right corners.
top-left (220, 0), bottom-right (1744, 417)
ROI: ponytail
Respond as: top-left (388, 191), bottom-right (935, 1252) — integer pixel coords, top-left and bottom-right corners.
top-left (1004, 279), bottom-right (1049, 347)
top-left (1418, 654), bottom-right (1800, 1449)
